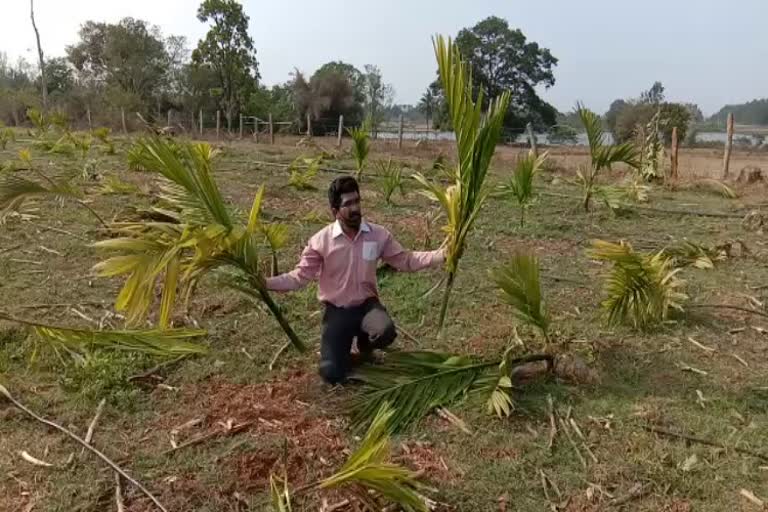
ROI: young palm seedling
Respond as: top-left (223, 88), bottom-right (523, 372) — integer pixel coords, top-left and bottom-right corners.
top-left (93, 127), bottom-right (116, 155)
top-left (588, 240), bottom-right (688, 329)
top-left (500, 152), bottom-right (547, 227)
top-left (413, 36), bottom-right (511, 334)
top-left (576, 104), bottom-right (639, 211)
top-left (377, 158), bottom-right (406, 205)
top-left (0, 124), bottom-right (15, 150)
top-left (348, 122), bottom-right (371, 180)
top-left (489, 251), bottom-right (551, 344)
top-left (287, 155), bottom-right (320, 190)
top-left (93, 137), bottom-right (306, 351)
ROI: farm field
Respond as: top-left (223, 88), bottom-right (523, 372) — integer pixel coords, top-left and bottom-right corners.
top-left (2, 131), bottom-right (768, 512)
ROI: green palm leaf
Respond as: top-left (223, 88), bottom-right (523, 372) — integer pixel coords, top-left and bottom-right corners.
top-left (0, 174), bottom-right (81, 212)
top-left (350, 351), bottom-right (496, 432)
top-left (348, 123), bottom-right (371, 179)
top-left (501, 152), bottom-right (547, 227)
top-left (489, 251), bottom-right (550, 342)
top-left (416, 36), bottom-right (511, 334)
top-left (0, 311), bottom-right (207, 357)
top-left (320, 403), bottom-right (428, 512)
top-left (269, 474), bottom-right (292, 512)
top-left (589, 240), bottom-right (688, 329)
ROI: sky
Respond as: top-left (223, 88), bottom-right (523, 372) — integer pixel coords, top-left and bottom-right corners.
top-left (2, 0), bottom-right (766, 116)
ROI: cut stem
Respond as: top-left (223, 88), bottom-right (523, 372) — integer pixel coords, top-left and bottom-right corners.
top-left (257, 287), bottom-right (306, 352)
top-left (437, 271), bottom-right (455, 336)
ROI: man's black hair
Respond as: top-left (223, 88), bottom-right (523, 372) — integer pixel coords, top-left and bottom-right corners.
top-left (328, 176), bottom-right (360, 210)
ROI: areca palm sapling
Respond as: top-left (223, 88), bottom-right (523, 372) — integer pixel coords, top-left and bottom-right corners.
top-left (92, 137), bottom-right (306, 351)
top-left (576, 104), bottom-right (639, 211)
top-left (413, 36), bottom-right (511, 334)
top-left (347, 122), bottom-right (371, 180)
top-left (0, 125), bottom-right (15, 150)
top-left (588, 240), bottom-right (687, 329)
top-left (93, 127), bottom-right (116, 155)
top-left (500, 151), bottom-right (547, 227)
top-left (377, 158), bottom-right (406, 205)
top-left (287, 155), bottom-right (320, 190)
top-left (489, 251), bottom-right (550, 344)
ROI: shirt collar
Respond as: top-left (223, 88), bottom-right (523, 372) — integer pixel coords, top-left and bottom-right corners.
top-left (332, 220), bottom-right (370, 238)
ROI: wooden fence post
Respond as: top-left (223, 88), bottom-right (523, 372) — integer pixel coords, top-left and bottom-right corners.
top-left (722, 112), bottom-right (734, 179)
top-left (670, 126), bottom-right (679, 181)
top-left (86, 108), bottom-right (92, 131)
top-left (306, 113), bottom-right (312, 137)
top-left (239, 114), bottom-right (243, 140)
top-left (216, 110), bottom-right (221, 140)
top-left (199, 109), bottom-right (203, 137)
top-left (269, 113), bottom-right (274, 145)
top-left (398, 114), bottom-right (404, 149)
top-left (167, 109), bottom-right (171, 127)
top-left (337, 115), bottom-right (344, 148)
top-left (526, 122), bottom-right (538, 157)
top-left (121, 108), bottom-right (127, 134)
top-left (254, 119), bottom-right (260, 143)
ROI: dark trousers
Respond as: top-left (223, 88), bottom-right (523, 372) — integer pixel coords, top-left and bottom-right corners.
top-left (319, 298), bottom-right (397, 384)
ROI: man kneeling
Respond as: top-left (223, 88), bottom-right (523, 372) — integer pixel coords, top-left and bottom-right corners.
top-left (266, 176), bottom-right (444, 384)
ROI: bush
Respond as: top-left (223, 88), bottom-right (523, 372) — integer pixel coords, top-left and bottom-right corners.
top-left (611, 102), bottom-right (691, 145)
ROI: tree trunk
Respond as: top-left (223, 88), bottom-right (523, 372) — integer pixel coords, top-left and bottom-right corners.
top-left (257, 287), bottom-right (306, 352)
top-left (30, 0), bottom-right (47, 113)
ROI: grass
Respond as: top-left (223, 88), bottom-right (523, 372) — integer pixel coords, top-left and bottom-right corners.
top-left (2, 131), bottom-right (768, 511)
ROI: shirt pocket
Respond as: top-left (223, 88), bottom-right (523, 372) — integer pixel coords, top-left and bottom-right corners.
top-left (362, 241), bottom-right (379, 261)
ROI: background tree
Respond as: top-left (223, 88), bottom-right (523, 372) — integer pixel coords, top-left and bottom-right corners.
top-left (640, 81), bottom-right (665, 104)
top-left (67, 18), bottom-right (170, 113)
top-left (710, 98), bottom-right (768, 126)
top-left (39, 57), bottom-right (74, 98)
top-left (363, 64), bottom-right (394, 133)
top-left (192, 0), bottom-right (259, 131)
top-left (292, 65), bottom-right (363, 134)
top-left (432, 16), bottom-right (558, 131)
top-left (30, 0), bottom-right (47, 112)
top-left (418, 88), bottom-right (435, 128)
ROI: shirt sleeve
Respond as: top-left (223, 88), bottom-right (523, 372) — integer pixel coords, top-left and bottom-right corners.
top-left (266, 240), bottom-right (323, 291)
top-left (379, 229), bottom-right (444, 272)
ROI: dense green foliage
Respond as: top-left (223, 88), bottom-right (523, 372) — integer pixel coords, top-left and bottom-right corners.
top-left (430, 17), bottom-right (558, 131)
top-left (710, 98), bottom-right (768, 126)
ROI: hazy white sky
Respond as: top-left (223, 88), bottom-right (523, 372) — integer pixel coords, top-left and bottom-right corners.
top-left (2, 0), bottom-right (766, 115)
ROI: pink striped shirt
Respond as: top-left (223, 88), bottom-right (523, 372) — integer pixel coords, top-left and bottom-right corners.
top-left (266, 220), bottom-right (444, 307)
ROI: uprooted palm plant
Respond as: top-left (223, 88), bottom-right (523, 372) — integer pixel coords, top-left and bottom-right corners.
top-left (377, 158), bottom-right (406, 205)
top-left (500, 151), bottom-right (547, 227)
top-left (92, 137), bottom-right (306, 351)
top-left (413, 36), bottom-right (511, 334)
top-left (350, 350), bottom-right (553, 432)
top-left (489, 251), bottom-right (550, 344)
top-left (588, 240), bottom-right (688, 329)
top-left (576, 104), bottom-right (639, 211)
top-left (662, 240), bottom-right (727, 269)
top-left (348, 122), bottom-right (371, 180)
top-left (270, 404), bottom-right (429, 512)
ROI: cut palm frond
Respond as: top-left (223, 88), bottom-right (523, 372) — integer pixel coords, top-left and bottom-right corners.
top-left (0, 174), bottom-right (107, 227)
top-left (662, 240), bottom-right (726, 269)
top-left (412, 36), bottom-right (511, 334)
top-left (378, 159), bottom-right (406, 205)
top-left (499, 151), bottom-right (547, 227)
top-left (287, 156), bottom-right (319, 190)
top-left (93, 137), bottom-right (305, 351)
top-left (0, 311), bottom-right (207, 357)
top-left (320, 403), bottom-right (428, 512)
top-left (489, 251), bottom-right (550, 343)
top-left (485, 346), bottom-right (519, 418)
top-left (691, 179), bottom-right (737, 199)
top-left (638, 109), bottom-right (665, 181)
top-left (348, 122), bottom-right (371, 180)
top-left (589, 240), bottom-right (688, 329)
top-left (351, 351), bottom-right (495, 432)
top-left (350, 351), bottom-right (554, 432)
top-left (576, 104), bottom-right (639, 211)
top-left (99, 175), bottom-right (142, 196)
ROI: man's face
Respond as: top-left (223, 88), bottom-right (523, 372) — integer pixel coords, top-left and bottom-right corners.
top-left (334, 191), bottom-right (362, 230)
